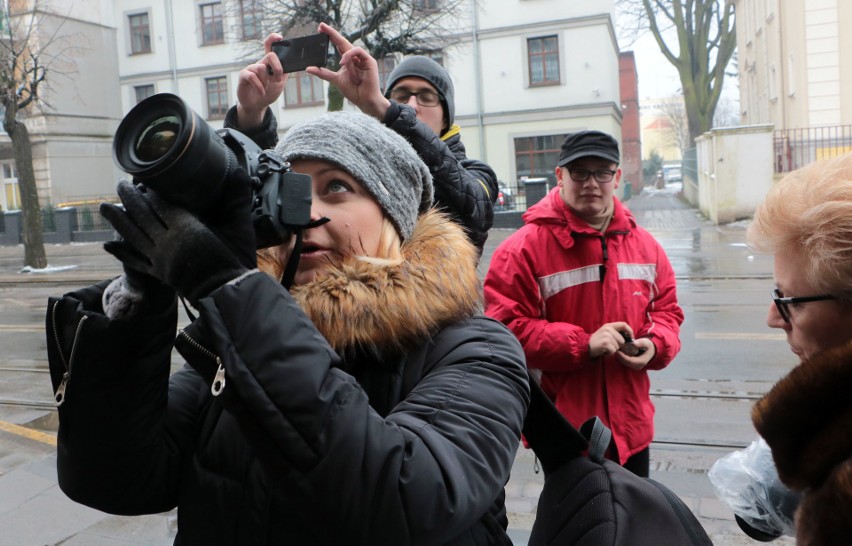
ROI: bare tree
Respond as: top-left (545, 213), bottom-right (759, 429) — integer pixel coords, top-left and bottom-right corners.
top-left (0, 0), bottom-right (81, 268)
top-left (227, 0), bottom-right (469, 110)
top-left (618, 0), bottom-right (737, 145)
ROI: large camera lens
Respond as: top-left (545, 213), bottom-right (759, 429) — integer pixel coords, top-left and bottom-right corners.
top-left (113, 93), bottom-right (237, 212)
top-left (135, 115), bottom-right (181, 163)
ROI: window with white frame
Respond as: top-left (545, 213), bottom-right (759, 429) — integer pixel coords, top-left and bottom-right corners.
top-left (285, 71), bottom-right (324, 107)
top-left (377, 56), bottom-right (397, 93)
top-left (206, 76), bottom-right (229, 119)
top-left (200, 2), bottom-right (224, 45)
top-left (239, 0), bottom-right (262, 41)
top-left (1, 162), bottom-right (20, 211)
top-left (528, 36), bottom-right (559, 86)
top-left (128, 12), bottom-right (151, 54)
top-left (413, 0), bottom-right (440, 13)
top-left (514, 134), bottom-right (568, 185)
top-left (134, 84), bottom-right (155, 103)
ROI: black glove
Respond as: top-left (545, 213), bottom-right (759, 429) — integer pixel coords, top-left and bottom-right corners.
top-left (196, 167), bottom-right (257, 270)
top-left (100, 180), bottom-right (248, 304)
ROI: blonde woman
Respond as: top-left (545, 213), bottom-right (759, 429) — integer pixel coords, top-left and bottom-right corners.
top-left (47, 111), bottom-right (528, 545)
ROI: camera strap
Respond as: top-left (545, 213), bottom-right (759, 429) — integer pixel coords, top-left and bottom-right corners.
top-left (280, 216), bottom-right (330, 290)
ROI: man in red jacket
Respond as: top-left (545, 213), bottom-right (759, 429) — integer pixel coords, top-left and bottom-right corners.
top-left (484, 130), bottom-right (683, 477)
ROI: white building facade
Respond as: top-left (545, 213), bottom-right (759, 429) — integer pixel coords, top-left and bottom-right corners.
top-left (9, 0), bottom-right (622, 211)
top-left (734, 0), bottom-right (852, 171)
top-left (0, 0), bottom-right (122, 212)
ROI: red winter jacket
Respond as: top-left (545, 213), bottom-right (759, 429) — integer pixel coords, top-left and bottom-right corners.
top-left (484, 188), bottom-right (683, 463)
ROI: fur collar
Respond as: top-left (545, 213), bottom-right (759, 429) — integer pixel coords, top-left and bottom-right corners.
top-left (264, 209), bottom-right (481, 358)
top-left (752, 340), bottom-right (852, 545)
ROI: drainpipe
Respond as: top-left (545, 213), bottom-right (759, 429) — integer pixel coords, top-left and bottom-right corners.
top-left (165, 0), bottom-right (178, 91)
top-left (470, 0), bottom-right (485, 161)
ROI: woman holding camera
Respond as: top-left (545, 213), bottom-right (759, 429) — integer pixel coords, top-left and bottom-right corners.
top-left (46, 111), bottom-right (528, 544)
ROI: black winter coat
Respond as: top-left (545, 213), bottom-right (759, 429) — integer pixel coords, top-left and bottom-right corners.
top-left (46, 211), bottom-right (529, 545)
top-left (224, 104), bottom-right (498, 253)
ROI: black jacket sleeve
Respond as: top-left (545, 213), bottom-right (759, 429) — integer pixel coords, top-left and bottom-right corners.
top-left (176, 271), bottom-right (529, 545)
top-left (223, 105), bottom-right (279, 150)
top-left (383, 102), bottom-right (498, 252)
top-left (46, 280), bottom-right (204, 515)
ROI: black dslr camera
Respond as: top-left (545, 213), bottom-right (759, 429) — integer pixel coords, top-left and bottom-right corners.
top-left (112, 93), bottom-right (312, 249)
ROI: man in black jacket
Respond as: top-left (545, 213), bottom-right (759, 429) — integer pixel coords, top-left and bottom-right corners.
top-left (226, 24), bottom-right (498, 254)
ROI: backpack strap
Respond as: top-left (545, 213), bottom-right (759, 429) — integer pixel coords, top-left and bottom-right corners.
top-left (579, 417), bottom-right (612, 464)
top-left (522, 374), bottom-right (588, 475)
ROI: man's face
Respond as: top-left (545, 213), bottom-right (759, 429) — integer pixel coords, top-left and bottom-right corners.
top-left (555, 156), bottom-right (621, 222)
top-left (389, 76), bottom-right (447, 136)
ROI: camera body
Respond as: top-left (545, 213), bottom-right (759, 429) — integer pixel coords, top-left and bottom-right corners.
top-left (113, 93), bottom-right (312, 249)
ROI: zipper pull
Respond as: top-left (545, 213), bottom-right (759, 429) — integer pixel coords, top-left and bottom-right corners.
top-left (211, 360), bottom-right (226, 396)
top-left (55, 372), bottom-right (69, 406)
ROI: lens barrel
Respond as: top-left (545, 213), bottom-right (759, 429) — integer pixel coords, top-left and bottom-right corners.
top-left (113, 93), bottom-right (237, 212)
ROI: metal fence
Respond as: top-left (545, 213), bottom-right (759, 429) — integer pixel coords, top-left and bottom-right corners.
top-left (774, 125), bottom-right (852, 173)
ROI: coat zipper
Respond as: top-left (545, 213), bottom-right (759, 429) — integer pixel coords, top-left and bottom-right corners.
top-left (51, 300), bottom-right (88, 407)
top-left (598, 235), bottom-right (609, 282)
top-left (178, 329), bottom-right (226, 396)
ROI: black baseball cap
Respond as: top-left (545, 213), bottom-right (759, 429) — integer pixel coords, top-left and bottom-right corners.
top-left (557, 130), bottom-right (620, 167)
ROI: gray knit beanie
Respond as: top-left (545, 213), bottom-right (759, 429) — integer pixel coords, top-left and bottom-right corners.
top-left (384, 56), bottom-right (455, 132)
top-left (276, 111), bottom-right (433, 241)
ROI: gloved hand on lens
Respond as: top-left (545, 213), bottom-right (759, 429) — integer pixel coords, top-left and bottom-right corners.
top-left (100, 179), bottom-right (250, 305)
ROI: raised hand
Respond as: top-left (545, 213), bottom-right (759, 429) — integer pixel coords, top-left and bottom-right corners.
top-left (236, 33), bottom-right (287, 130)
top-left (307, 23), bottom-right (391, 119)
top-left (100, 180), bottom-right (248, 304)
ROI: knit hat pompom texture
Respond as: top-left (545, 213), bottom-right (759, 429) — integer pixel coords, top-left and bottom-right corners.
top-left (276, 111), bottom-right (433, 241)
top-left (384, 56), bottom-right (455, 130)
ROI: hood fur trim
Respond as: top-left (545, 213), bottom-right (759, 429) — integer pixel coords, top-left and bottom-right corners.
top-left (752, 340), bottom-right (852, 545)
top-left (278, 209), bottom-right (481, 357)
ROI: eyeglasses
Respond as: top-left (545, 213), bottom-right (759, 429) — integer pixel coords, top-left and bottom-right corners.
top-left (567, 168), bottom-right (617, 183)
top-left (389, 88), bottom-right (441, 107)
top-left (771, 288), bottom-right (837, 323)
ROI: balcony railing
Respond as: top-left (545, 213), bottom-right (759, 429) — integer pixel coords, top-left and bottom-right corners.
top-left (774, 125), bottom-right (852, 173)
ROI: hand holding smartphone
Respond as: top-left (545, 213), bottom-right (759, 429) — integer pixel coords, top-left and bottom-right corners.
top-left (618, 331), bottom-right (648, 357)
top-left (270, 33), bottom-right (330, 74)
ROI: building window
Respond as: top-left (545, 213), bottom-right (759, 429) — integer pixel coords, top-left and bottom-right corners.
top-left (134, 84), bottom-right (155, 103)
top-left (206, 76), bottom-right (229, 119)
top-left (377, 56), bottom-right (396, 93)
top-left (1, 162), bottom-right (20, 211)
top-left (528, 36), bottom-right (559, 86)
top-left (239, 0), bottom-right (262, 41)
top-left (413, 0), bottom-right (440, 12)
top-left (200, 2), bottom-right (224, 45)
top-left (128, 12), bottom-right (151, 55)
top-left (285, 71), bottom-right (324, 107)
top-left (514, 134), bottom-right (568, 185)
top-left (425, 50), bottom-right (444, 66)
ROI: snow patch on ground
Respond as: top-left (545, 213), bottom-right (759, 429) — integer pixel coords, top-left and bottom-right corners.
top-left (19, 265), bottom-right (79, 274)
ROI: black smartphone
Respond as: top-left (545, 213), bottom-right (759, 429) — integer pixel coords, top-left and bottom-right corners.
top-left (271, 33), bottom-right (330, 73)
top-left (618, 331), bottom-right (647, 356)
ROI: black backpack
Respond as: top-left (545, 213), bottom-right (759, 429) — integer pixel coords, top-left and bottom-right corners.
top-left (523, 379), bottom-right (713, 546)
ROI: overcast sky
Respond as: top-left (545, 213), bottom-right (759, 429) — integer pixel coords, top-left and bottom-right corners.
top-left (627, 29), bottom-right (740, 111)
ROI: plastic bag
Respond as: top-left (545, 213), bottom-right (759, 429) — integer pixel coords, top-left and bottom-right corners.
top-left (708, 437), bottom-right (801, 539)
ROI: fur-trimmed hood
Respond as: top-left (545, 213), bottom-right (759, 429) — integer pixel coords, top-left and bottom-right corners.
top-left (260, 209), bottom-right (481, 358)
top-left (752, 340), bottom-right (852, 546)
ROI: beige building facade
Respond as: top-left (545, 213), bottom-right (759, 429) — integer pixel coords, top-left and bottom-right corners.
top-left (735, 0), bottom-right (852, 170)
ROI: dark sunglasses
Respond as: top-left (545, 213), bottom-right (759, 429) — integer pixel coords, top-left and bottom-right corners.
top-left (771, 288), bottom-right (836, 323)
